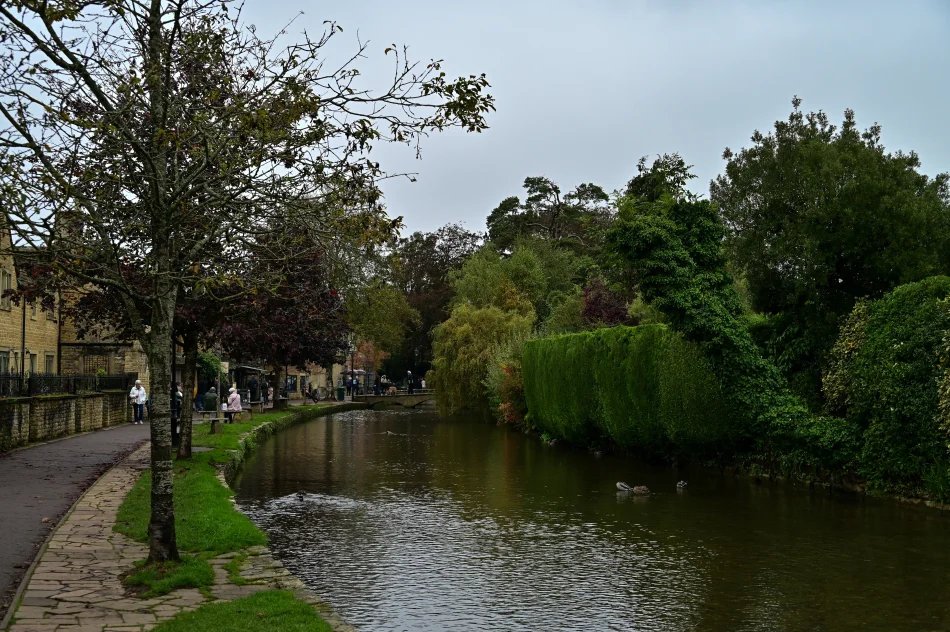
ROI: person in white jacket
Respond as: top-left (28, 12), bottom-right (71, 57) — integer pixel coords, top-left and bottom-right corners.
top-left (226, 387), bottom-right (242, 424)
top-left (129, 380), bottom-right (147, 425)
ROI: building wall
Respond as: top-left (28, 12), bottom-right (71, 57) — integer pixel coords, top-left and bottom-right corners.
top-left (58, 288), bottom-right (150, 381)
top-left (0, 230), bottom-right (60, 374)
top-left (0, 391), bottom-right (131, 452)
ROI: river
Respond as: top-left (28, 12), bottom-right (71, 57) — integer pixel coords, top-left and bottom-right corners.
top-left (233, 407), bottom-right (950, 632)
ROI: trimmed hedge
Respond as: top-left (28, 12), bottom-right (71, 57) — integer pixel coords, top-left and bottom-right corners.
top-left (523, 324), bottom-right (737, 458)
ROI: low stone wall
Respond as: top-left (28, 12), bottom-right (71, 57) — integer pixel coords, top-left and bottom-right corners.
top-left (0, 390), bottom-right (131, 452)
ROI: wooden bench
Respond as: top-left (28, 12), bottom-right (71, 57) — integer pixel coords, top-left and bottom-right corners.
top-left (249, 400), bottom-right (264, 414)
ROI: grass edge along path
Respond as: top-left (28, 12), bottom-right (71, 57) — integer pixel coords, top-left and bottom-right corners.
top-left (150, 590), bottom-right (333, 632)
top-left (113, 402), bottom-right (364, 629)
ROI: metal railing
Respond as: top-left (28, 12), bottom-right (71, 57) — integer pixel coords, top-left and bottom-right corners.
top-left (0, 371), bottom-right (24, 398)
top-left (0, 372), bottom-right (130, 398)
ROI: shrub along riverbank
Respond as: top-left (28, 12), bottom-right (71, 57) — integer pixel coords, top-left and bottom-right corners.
top-left (114, 404), bottom-right (354, 625)
top-left (524, 325), bottom-right (734, 459)
top-left (522, 276), bottom-right (950, 502)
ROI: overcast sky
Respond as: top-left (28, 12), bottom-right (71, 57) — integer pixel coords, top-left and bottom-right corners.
top-left (244, 0), bottom-right (950, 235)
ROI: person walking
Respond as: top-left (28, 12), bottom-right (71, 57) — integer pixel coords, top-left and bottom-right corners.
top-left (374, 373), bottom-right (382, 396)
top-left (204, 386), bottom-right (219, 418)
top-left (129, 379), bottom-right (147, 425)
top-left (248, 375), bottom-right (260, 403)
top-left (421, 377), bottom-right (426, 390)
top-left (267, 385), bottom-right (274, 406)
top-left (226, 386), bottom-right (242, 423)
top-left (407, 370), bottom-right (414, 395)
top-left (172, 382), bottom-right (183, 444)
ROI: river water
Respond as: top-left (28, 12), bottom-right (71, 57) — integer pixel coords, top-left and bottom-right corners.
top-left (233, 407), bottom-right (950, 632)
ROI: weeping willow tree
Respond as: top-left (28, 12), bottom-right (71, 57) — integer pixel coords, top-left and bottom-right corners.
top-left (429, 304), bottom-right (534, 415)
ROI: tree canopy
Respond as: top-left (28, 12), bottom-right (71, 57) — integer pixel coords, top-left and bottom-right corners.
top-left (711, 98), bottom-right (950, 403)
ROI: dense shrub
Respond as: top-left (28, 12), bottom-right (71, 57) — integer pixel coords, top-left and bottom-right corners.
top-left (823, 276), bottom-right (950, 494)
top-left (430, 304), bottom-right (535, 415)
top-left (523, 325), bottom-right (736, 459)
top-left (604, 195), bottom-right (812, 461)
top-left (484, 330), bottom-right (533, 427)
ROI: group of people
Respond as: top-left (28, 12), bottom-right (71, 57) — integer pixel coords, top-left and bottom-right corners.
top-left (369, 371), bottom-right (425, 396)
top-left (200, 385), bottom-right (245, 422)
top-left (128, 379), bottom-right (250, 425)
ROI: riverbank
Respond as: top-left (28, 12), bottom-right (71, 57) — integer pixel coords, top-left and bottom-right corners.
top-left (3, 403), bottom-right (364, 632)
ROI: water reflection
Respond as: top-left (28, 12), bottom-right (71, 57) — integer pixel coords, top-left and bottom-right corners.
top-left (235, 408), bottom-right (950, 632)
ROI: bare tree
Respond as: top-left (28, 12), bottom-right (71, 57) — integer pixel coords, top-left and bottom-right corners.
top-left (0, 0), bottom-right (493, 562)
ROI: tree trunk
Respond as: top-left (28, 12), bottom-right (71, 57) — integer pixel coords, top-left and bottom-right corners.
top-left (146, 306), bottom-right (180, 563)
top-left (143, 0), bottom-right (178, 564)
top-left (177, 330), bottom-right (198, 460)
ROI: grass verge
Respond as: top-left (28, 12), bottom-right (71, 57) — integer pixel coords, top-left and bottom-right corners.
top-left (123, 555), bottom-right (216, 598)
top-left (150, 590), bottom-right (333, 632)
top-left (114, 404), bottom-right (346, 629)
top-left (114, 409), bottom-right (317, 553)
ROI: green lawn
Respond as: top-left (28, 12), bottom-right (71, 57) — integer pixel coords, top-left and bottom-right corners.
top-left (123, 555), bottom-right (216, 598)
top-left (151, 591), bottom-right (333, 632)
top-left (113, 451), bottom-right (267, 553)
top-left (113, 405), bottom-right (339, 628)
top-left (113, 406), bottom-right (330, 597)
top-left (115, 408), bottom-right (321, 553)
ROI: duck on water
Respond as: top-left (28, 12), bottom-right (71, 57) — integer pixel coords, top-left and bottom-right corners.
top-left (616, 481), bottom-right (688, 494)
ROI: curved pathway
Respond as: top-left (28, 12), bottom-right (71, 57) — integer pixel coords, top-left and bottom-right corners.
top-left (0, 424), bottom-right (149, 622)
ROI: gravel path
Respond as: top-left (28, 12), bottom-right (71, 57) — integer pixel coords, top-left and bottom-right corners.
top-left (0, 423), bottom-right (149, 621)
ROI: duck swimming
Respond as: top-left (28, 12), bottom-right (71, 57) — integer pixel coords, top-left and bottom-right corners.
top-left (616, 482), bottom-right (650, 495)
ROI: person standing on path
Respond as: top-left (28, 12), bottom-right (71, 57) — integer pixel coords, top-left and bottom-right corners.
top-left (407, 370), bottom-right (414, 395)
top-left (374, 372), bottom-right (382, 396)
top-left (129, 379), bottom-right (147, 425)
top-left (226, 386), bottom-right (242, 423)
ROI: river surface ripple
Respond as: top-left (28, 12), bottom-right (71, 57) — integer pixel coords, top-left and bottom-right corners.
top-left (234, 408), bottom-right (950, 632)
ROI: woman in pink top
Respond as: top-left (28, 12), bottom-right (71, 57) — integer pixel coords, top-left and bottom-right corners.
top-left (226, 387), bottom-right (242, 423)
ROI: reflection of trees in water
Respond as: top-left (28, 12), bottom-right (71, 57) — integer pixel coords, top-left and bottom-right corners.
top-left (235, 410), bottom-right (950, 631)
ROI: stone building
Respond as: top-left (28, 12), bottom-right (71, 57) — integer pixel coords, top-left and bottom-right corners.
top-left (58, 298), bottom-right (150, 381)
top-left (0, 228), bottom-right (60, 374)
top-left (0, 225), bottom-right (148, 380)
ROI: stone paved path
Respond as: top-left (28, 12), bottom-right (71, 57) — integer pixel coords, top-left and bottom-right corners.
top-left (5, 437), bottom-right (354, 631)
top-left (0, 424), bottom-right (150, 621)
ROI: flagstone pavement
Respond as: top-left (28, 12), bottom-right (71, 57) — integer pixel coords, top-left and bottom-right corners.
top-left (5, 443), bottom-right (352, 632)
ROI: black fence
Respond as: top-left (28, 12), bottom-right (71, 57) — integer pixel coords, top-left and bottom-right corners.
top-left (0, 372), bottom-right (130, 398)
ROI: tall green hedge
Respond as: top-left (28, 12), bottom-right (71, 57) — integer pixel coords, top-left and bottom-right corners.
top-left (523, 324), bottom-right (737, 458)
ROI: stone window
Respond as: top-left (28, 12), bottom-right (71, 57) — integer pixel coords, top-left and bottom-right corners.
top-left (0, 351), bottom-right (8, 372)
top-left (45, 303), bottom-right (55, 321)
top-left (13, 351), bottom-right (20, 373)
top-left (30, 303), bottom-right (37, 319)
top-left (0, 269), bottom-right (11, 310)
top-left (29, 353), bottom-right (36, 374)
top-left (45, 353), bottom-right (54, 374)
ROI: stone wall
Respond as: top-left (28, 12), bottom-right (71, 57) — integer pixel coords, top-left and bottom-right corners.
top-left (0, 391), bottom-right (131, 452)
